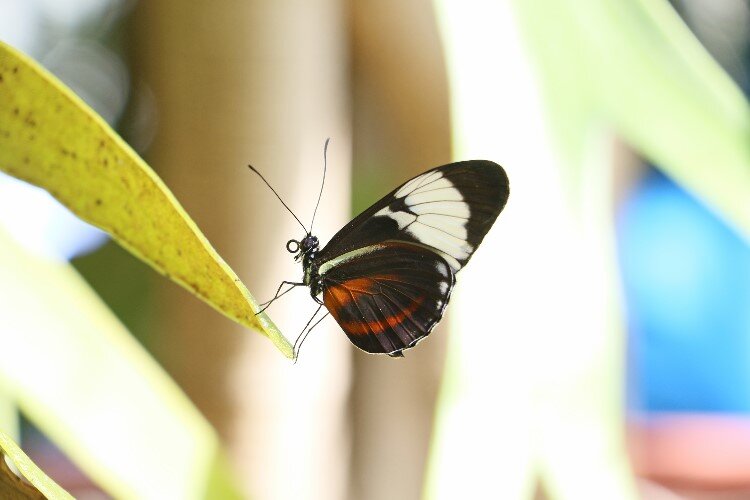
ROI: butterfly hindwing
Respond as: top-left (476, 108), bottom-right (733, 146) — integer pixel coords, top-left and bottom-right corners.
top-left (321, 242), bottom-right (455, 356)
top-left (318, 160), bottom-right (509, 272)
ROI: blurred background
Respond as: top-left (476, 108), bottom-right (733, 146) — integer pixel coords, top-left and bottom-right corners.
top-left (1, 0), bottom-right (750, 499)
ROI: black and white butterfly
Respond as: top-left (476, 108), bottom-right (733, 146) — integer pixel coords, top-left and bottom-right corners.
top-left (251, 142), bottom-right (509, 358)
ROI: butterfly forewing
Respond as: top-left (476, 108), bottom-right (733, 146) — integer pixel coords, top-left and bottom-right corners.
top-left (318, 160), bottom-right (509, 273)
top-left (321, 242), bottom-right (455, 356)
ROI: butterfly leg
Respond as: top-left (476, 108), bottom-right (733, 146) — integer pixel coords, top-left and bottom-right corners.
top-left (293, 304), bottom-right (330, 362)
top-left (256, 280), bottom-right (304, 314)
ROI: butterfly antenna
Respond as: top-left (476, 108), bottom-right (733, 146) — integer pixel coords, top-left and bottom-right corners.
top-left (309, 138), bottom-right (330, 233)
top-left (248, 164), bottom-right (308, 233)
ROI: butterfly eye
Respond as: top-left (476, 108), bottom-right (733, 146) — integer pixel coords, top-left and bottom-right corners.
top-left (286, 239), bottom-right (300, 253)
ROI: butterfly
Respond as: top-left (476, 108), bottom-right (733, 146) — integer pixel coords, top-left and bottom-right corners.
top-left (250, 141), bottom-right (509, 358)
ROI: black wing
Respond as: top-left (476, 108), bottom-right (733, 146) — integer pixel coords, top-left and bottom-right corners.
top-left (318, 160), bottom-right (509, 273)
top-left (321, 242), bottom-right (455, 356)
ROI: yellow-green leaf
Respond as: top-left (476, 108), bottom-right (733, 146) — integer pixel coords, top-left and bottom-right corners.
top-left (0, 429), bottom-right (74, 500)
top-left (0, 39), bottom-right (292, 358)
top-left (0, 227), bottom-right (243, 499)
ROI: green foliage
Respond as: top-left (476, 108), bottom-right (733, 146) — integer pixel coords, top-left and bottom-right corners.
top-left (514, 0), bottom-right (750, 230)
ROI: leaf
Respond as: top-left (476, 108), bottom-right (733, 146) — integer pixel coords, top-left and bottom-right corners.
top-left (428, 0), bottom-right (750, 495)
top-left (426, 1), bottom-right (638, 499)
top-left (0, 429), bottom-right (73, 500)
top-left (513, 0), bottom-right (750, 236)
top-left (0, 40), bottom-right (293, 358)
top-left (0, 227), bottom-right (243, 499)
top-left (507, 0), bottom-right (750, 496)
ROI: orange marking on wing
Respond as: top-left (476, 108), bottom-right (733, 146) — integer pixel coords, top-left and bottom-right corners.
top-left (326, 282), bottom-right (353, 308)
top-left (324, 276), bottom-right (424, 336)
top-left (339, 276), bottom-right (400, 293)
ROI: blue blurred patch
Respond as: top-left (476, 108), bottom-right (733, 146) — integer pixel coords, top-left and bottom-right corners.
top-left (618, 169), bottom-right (750, 413)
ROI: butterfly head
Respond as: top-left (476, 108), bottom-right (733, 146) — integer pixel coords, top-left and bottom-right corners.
top-left (287, 234), bottom-right (319, 262)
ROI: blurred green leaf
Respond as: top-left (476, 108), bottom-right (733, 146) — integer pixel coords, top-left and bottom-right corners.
top-left (0, 227), bottom-right (243, 499)
top-left (514, 0), bottom-right (750, 230)
top-left (426, 0), bottom-right (750, 499)
top-left (0, 429), bottom-right (73, 500)
top-left (0, 39), bottom-right (293, 358)
top-left (504, 0), bottom-right (750, 497)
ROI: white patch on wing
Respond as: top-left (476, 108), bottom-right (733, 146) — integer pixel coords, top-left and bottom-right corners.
top-left (374, 206), bottom-right (416, 229)
top-left (438, 253), bottom-right (461, 272)
top-left (405, 187), bottom-right (463, 205)
top-left (410, 201), bottom-right (470, 219)
top-left (376, 170), bottom-right (475, 272)
top-left (411, 227), bottom-right (473, 261)
top-left (423, 177), bottom-right (454, 191)
top-left (417, 214), bottom-right (468, 240)
top-left (435, 261), bottom-right (448, 275)
top-left (396, 170), bottom-right (442, 197)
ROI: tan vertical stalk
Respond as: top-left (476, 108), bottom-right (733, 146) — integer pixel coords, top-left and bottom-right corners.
top-left (131, 1), bottom-right (351, 499)
top-left (349, 1), bottom-right (451, 499)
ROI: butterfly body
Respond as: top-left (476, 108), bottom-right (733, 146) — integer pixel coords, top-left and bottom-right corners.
top-left (280, 160), bottom-right (509, 358)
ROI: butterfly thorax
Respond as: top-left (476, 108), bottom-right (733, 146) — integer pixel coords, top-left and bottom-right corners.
top-left (302, 249), bottom-right (319, 285)
top-left (303, 250), bottom-right (326, 303)
top-left (288, 233), bottom-right (325, 301)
